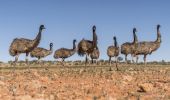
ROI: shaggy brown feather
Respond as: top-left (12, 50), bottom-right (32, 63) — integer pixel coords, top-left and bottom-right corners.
top-left (9, 25), bottom-right (45, 64)
top-left (121, 28), bottom-right (138, 62)
top-left (107, 36), bottom-right (119, 61)
top-left (54, 39), bottom-right (76, 61)
top-left (107, 36), bottom-right (119, 70)
top-left (77, 25), bottom-right (98, 65)
top-left (78, 39), bottom-right (93, 56)
top-left (30, 43), bottom-right (53, 60)
top-left (107, 46), bottom-right (119, 57)
top-left (134, 25), bottom-right (161, 64)
top-left (90, 47), bottom-right (100, 63)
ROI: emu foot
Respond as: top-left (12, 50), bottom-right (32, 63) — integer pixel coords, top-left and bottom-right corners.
top-left (109, 67), bottom-right (112, 71)
top-left (116, 68), bottom-right (120, 71)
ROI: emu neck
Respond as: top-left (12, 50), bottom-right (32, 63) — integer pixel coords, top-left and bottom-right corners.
top-left (73, 41), bottom-right (76, 50)
top-left (93, 30), bottom-right (97, 48)
top-left (50, 45), bottom-right (53, 51)
top-left (114, 38), bottom-right (118, 47)
top-left (33, 28), bottom-right (42, 47)
top-left (133, 31), bottom-right (138, 44)
top-left (155, 28), bottom-right (161, 43)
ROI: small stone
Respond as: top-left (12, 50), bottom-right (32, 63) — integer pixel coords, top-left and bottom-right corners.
top-left (49, 94), bottom-right (55, 100)
top-left (16, 95), bottom-right (32, 100)
top-left (107, 96), bottom-right (117, 100)
top-left (138, 83), bottom-right (153, 92)
top-left (123, 75), bottom-right (133, 82)
top-left (0, 76), bottom-right (5, 81)
top-left (0, 81), bottom-right (5, 86)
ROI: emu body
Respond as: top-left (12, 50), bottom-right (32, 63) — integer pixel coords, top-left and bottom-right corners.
top-left (54, 39), bottom-right (77, 65)
top-left (30, 43), bottom-right (53, 61)
top-left (77, 26), bottom-right (98, 65)
top-left (9, 25), bottom-right (45, 66)
top-left (121, 28), bottom-right (138, 63)
top-left (90, 47), bottom-right (100, 64)
top-left (135, 25), bottom-right (161, 64)
top-left (107, 36), bottom-right (119, 70)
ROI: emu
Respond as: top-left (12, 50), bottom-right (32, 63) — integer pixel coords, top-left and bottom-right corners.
top-left (77, 25), bottom-right (98, 65)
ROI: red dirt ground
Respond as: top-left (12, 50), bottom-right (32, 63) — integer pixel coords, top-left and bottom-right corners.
top-left (0, 64), bottom-right (170, 100)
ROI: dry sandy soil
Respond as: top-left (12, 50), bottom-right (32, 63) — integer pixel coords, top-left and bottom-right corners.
top-left (0, 64), bottom-right (170, 100)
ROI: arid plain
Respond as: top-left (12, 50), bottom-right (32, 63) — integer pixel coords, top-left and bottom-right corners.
top-left (0, 62), bottom-right (170, 100)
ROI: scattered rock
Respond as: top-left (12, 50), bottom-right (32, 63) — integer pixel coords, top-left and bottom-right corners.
top-left (40, 76), bottom-right (49, 82)
top-left (0, 81), bottom-right (5, 86)
top-left (107, 96), bottom-right (117, 100)
top-left (138, 83), bottom-right (153, 92)
top-left (32, 71), bottom-right (40, 77)
top-left (0, 76), bottom-right (5, 81)
top-left (26, 80), bottom-right (42, 92)
top-left (16, 95), bottom-right (32, 100)
top-left (123, 75), bottom-right (133, 82)
top-left (159, 69), bottom-right (166, 73)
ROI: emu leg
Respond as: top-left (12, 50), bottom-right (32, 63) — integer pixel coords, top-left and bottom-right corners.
top-left (115, 57), bottom-right (119, 71)
top-left (91, 59), bottom-right (94, 64)
top-left (109, 56), bottom-right (111, 66)
top-left (26, 53), bottom-right (30, 72)
top-left (85, 55), bottom-right (88, 66)
top-left (38, 58), bottom-right (43, 68)
top-left (37, 57), bottom-right (41, 64)
top-left (25, 53), bottom-right (29, 64)
top-left (13, 54), bottom-right (19, 72)
top-left (15, 54), bottom-right (19, 63)
top-left (131, 54), bottom-right (135, 63)
top-left (136, 55), bottom-right (139, 64)
top-left (62, 58), bottom-right (65, 66)
top-left (125, 55), bottom-right (127, 63)
top-left (144, 55), bottom-right (147, 65)
top-left (109, 57), bottom-right (112, 71)
top-left (96, 59), bottom-right (98, 65)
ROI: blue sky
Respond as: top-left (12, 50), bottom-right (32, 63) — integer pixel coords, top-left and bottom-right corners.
top-left (0, 0), bottom-right (169, 62)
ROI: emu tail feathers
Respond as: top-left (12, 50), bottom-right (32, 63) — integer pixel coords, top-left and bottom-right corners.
top-left (77, 41), bottom-right (85, 56)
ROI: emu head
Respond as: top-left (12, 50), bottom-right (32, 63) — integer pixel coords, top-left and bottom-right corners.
top-left (39, 25), bottom-right (45, 30)
top-left (113, 36), bottom-right (118, 47)
top-left (50, 43), bottom-right (53, 51)
top-left (73, 39), bottom-right (77, 43)
top-left (113, 36), bottom-right (116, 41)
top-left (92, 25), bottom-right (96, 32)
top-left (133, 28), bottom-right (137, 33)
top-left (157, 24), bottom-right (161, 30)
top-left (50, 43), bottom-right (53, 47)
